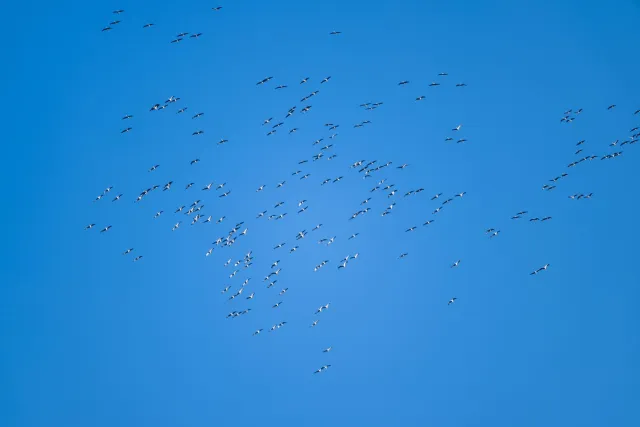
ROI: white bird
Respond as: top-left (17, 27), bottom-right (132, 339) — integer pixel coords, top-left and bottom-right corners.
top-left (315, 303), bottom-right (330, 314)
top-left (530, 263), bottom-right (550, 275)
top-left (451, 260), bottom-right (461, 268)
top-left (313, 365), bottom-right (331, 374)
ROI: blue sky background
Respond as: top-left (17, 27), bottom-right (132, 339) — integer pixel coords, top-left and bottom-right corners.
top-left (1, 0), bottom-right (640, 426)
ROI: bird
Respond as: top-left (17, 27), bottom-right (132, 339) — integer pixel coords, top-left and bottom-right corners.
top-left (314, 365), bottom-right (331, 374)
top-left (256, 76), bottom-right (273, 85)
top-left (530, 264), bottom-right (550, 275)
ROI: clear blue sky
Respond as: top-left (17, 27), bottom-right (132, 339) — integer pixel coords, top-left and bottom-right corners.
top-left (1, 0), bottom-right (639, 426)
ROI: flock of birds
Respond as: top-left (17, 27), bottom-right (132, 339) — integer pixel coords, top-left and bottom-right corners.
top-left (87, 7), bottom-right (640, 375)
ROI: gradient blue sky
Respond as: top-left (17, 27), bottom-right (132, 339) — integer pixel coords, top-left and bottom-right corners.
top-left (2, 1), bottom-right (640, 426)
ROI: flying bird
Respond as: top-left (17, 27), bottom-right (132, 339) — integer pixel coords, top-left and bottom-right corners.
top-left (314, 365), bottom-right (331, 374)
top-left (530, 264), bottom-right (550, 275)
